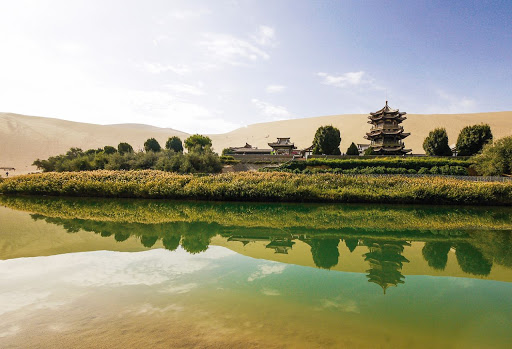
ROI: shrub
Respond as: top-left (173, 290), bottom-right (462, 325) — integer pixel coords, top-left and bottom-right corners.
top-left (472, 136), bottom-right (512, 176)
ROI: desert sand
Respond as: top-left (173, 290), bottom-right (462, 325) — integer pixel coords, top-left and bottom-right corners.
top-left (1, 110), bottom-right (511, 174)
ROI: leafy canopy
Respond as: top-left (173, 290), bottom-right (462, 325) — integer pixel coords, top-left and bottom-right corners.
top-left (144, 138), bottom-right (162, 152)
top-left (455, 124), bottom-right (493, 156)
top-left (312, 125), bottom-right (341, 155)
top-left (423, 128), bottom-right (452, 156)
top-left (184, 134), bottom-right (213, 153)
top-left (117, 142), bottom-right (134, 154)
top-left (346, 142), bottom-right (359, 156)
top-left (165, 136), bottom-right (184, 152)
top-left (472, 135), bottom-right (512, 176)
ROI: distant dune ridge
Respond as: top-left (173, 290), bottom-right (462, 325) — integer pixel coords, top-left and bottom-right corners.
top-left (1, 110), bottom-right (511, 174)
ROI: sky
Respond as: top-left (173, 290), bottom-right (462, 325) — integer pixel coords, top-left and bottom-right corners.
top-left (0, 0), bottom-right (511, 133)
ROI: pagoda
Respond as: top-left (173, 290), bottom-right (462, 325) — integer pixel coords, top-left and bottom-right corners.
top-left (365, 101), bottom-right (411, 155)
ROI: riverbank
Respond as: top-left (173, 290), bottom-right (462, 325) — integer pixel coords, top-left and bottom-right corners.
top-left (1, 170), bottom-right (511, 205)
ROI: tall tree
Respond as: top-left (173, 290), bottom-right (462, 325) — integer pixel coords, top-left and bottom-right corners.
top-left (312, 125), bottom-right (341, 155)
top-left (455, 124), bottom-right (493, 156)
top-left (346, 142), bottom-right (359, 155)
top-left (184, 134), bottom-right (213, 153)
top-left (165, 136), bottom-right (184, 152)
top-left (144, 138), bottom-right (161, 152)
top-left (423, 128), bottom-right (452, 156)
top-left (117, 142), bottom-right (134, 154)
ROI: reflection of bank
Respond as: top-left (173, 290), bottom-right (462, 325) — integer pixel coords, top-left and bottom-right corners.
top-left (363, 240), bottom-right (410, 294)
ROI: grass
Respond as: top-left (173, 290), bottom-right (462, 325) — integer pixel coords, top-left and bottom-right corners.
top-left (1, 170), bottom-right (511, 205)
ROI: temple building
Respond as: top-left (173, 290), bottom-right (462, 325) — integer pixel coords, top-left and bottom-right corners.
top-left (364, 101), bottom-right (411, 155)
top-left (226, 143), bottom-right (272, 155)
top-left (268, 137), bottom-right (297, 155)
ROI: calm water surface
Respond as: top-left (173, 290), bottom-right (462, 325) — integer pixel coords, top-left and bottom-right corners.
top-left (1, 196), bottom-right (511, 348)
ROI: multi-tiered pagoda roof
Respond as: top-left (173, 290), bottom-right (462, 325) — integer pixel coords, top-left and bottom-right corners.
top-left (365, 101), bottom-right (411, 155)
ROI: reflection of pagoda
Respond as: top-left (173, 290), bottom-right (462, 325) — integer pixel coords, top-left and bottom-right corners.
top-left (363, 240), bottom-right (410, 294)
top-left (364, 101), bottom-right (411, 155)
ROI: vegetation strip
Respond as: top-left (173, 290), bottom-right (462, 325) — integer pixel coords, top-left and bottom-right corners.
top-left (1, 170), bottom-right (511, 205)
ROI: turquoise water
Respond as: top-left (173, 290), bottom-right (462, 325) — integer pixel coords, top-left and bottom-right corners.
top-left (0, 197), bottom-right (511, 348)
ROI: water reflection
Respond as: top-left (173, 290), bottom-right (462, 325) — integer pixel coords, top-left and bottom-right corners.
top-left (1, 196), bottom-right (512, 288)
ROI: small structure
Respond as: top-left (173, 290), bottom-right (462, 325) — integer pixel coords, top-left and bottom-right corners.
top-left (227, 143), bottom-right (272, 155)
top-left (364, 101), bottom-right (411, 155)
top-left (357, 144), bottom-right (370, 155)
top-left (300, 145), bottom-right (313, 158)
top-left (268, 137), bottom-right (296, 155)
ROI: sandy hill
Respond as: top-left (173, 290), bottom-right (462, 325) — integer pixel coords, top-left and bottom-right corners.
top-left (0, 113), bottom-right (188, 174)
top-left (1, 111), bottom-right (511, 174)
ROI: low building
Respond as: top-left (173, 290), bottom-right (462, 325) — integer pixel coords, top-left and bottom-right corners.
top-left (268, 137), bottom-right (297, 155)
top-left (227, 143), bottom-right (272, 155)
top-left (357, 144), bottom-right (370, 155)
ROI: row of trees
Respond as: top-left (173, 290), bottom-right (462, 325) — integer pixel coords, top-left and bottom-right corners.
top-left (33, 135), bottom-right (223, 173)
top-left (423, 124), bottom-right (493, 156)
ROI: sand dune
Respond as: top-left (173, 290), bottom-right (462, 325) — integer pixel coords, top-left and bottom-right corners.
top-left (1, 111), bottom-right (511, 174)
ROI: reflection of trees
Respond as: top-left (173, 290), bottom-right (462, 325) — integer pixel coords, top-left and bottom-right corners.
top-left (162, 235), bottom-right (181, 251)
top-left (302, 238), bottom-right (340, 269)
top-left (114, 232), bottom-right (130, 242)
top-left (422, 242), bottom-right (451, 270)
top-left (140, 235), bottom-right (159, 248)
top-left (344, 238), bottom-right (358, 253)
top-left (181, 231), bottom-right (215, 254)
top-left (455, 243), bottom-right (492, 276)
top-left (363, 240), bottom-right (410, 294)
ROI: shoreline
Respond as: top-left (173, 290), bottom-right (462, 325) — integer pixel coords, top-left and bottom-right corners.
top-left (1, 170), bottom-right (511, 206)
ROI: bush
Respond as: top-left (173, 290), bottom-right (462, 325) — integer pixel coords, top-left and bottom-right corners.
top-left (472, 136), bottom-right (512, 176)
top-left (1, 171), bottom-right (511, 205)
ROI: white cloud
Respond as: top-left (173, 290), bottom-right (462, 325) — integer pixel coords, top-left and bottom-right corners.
top-left (252, 25), bottom-right (277, 47)
top-left (248, 263), bottom-right (286, 282)
top-left (143, 62), bottom-right (191, 75)
top-left (317, 71), bottom-right (383, 91)
top-left (199, 33), bottom-right (270, 65)
top-left (169, 8), bottom-right (210, 20)
top-left (251, 99), bottom-right (291, 119)
top-left (165, 83), bottom-right (205, 96)
top-left (266, 85), bottom-right (286, 93)
top-left (318, 71), bottom-right (366, 87)
top-left (435, 90), bottom-right (477, 113)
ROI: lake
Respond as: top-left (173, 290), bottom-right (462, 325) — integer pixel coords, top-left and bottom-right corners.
top-left (1, 196), bottom-right (511, 348)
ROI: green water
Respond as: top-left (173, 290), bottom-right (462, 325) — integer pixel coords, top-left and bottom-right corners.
top-left (1, 196), bottom-right (511, 348)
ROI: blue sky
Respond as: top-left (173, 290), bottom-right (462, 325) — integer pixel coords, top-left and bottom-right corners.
top-left (0, 0), bottom-right (511, 133)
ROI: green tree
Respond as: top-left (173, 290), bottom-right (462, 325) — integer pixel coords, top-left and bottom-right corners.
top-left (103, 145), bottom-right (117, 155)
top-left (422, 242), bottom-right (451, 270)
top-left (346, 142), bottom-right (359, 155)
top-left (117, 142), bottom-right (134, 154)
top-left (184, 134), bottom-right (213, 153)
top-left (472, 136), bottom-right (512, 176)
top-left (455, 243), bottom-right (492, 276)
top-left (312, 125), bottom-right (341, 155)
top-left (165, 136), bottom-right (184, 152)
top-left (144, 138), bottom-right (161, 152)
top-left (65, 147), bottom-right (83, 159)
top-left (455, 124), bottom-right (493, 156)
top-left (423, 128), bottom-right (452, 156)
top-left (364, 147), bottom-right (375, 156)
